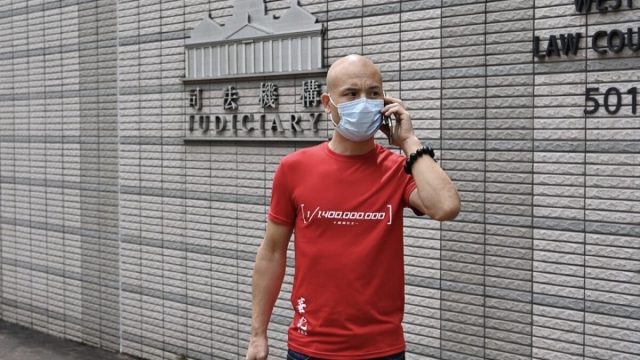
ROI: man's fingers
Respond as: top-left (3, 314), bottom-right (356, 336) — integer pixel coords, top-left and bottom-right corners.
top-left (382, 104), bottom-right (400, 116)
top-left (384, 95), bottom-right (401, 103)
top-left (382, 102), bottom-right (408, 117)
top-left (246, 352), bottom-right (267, 360)
top-left (383, 96), bottom-right (404, 108)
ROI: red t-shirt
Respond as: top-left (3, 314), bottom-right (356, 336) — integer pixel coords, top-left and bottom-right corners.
top-left (268, 141), bottom-right (420, 359)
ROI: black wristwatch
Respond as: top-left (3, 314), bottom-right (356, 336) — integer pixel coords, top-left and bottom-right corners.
top-left (404, 145), bottom-right (436, 174)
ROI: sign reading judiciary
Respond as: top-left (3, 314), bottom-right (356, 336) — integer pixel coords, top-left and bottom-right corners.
top-left (183, 0), bottom-right (328, 142)
top-left (186, 81), bottom-right (326, 141)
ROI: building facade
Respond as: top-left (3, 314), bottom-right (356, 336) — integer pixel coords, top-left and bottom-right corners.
top-left (0, 0), bottom-right (638, 359)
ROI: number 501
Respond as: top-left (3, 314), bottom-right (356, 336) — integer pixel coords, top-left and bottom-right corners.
top-left (585, 87), bottom-right (637, 115)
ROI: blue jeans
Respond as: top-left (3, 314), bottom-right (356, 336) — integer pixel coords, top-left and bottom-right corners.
top-left (287, 349), bottom-right (405, 360)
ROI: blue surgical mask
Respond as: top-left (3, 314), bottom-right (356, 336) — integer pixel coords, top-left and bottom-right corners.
top-left (329, 96), bottom-right (384, 142)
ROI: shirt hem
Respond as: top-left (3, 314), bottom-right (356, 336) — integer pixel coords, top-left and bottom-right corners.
top-left (287, 342), bottom-right (406, 360)
top-left (405, 183), bottom-right (424, 216)
top-left (267, 212), bottom-right (293, 226)
top-left (404, 181), bottom-right (417, 206)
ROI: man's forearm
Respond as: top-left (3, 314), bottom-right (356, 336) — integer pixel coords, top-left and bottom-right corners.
top-left (402, 136), bottom-right (460, 220)
top-left (250, 244), bottom-right (287, 338)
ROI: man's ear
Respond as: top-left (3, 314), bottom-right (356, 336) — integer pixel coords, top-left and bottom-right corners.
top-left (321, 93), bottom-right (332, 114)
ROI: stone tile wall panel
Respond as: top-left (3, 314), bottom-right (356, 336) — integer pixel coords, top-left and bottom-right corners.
top-left (0, 0), bottom-right (638, 359)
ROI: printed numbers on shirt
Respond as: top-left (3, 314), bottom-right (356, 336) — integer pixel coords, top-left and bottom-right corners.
top-left (300, 204), bottom-right (393, 225)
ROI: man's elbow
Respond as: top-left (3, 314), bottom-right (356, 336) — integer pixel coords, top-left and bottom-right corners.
top-left (256, 240), bottom-right (285, 262)
top-left (430, 198), bottom-right (460, 222)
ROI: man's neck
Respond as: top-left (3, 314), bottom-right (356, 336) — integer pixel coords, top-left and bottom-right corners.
top-left (328, 133), bottom-right (376, 155)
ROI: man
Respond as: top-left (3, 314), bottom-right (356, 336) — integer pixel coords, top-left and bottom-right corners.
top-left (245, 54), bottom-right (460, 360)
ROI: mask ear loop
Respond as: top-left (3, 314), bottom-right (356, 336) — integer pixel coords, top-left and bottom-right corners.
top-left (328, 95), bottom-right (339, 128)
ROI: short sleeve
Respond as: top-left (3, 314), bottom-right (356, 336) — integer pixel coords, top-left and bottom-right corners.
top-left (403, 174), bottom-right (424, 216)
top-left (267, 159), bottom-right (296, 226)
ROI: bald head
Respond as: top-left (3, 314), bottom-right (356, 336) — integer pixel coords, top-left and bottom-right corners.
top-left (326, 54), bottom-right (383, 93)
top-left (321, 54), bottom-right (385, 128)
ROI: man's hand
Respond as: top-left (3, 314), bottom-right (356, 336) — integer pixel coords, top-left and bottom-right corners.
top-left (245, 335), bottom-right (269, 360)
top-left (380, 95), bottom-right (415, 148)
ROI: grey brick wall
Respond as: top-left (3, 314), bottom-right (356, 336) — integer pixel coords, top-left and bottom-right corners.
top-left (1, 1), bottom-right (639, 360)
top-left (0, 0), bottom-right (121, 351)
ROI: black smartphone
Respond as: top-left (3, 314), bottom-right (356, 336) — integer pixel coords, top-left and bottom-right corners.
top-left (381, 114), bottom-right (393, 144)
top-left (381, 91), bottom-right (393, 144)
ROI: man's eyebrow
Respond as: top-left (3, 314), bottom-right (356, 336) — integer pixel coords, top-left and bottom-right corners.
top-left (337, 85), bottom-right (382, 91)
